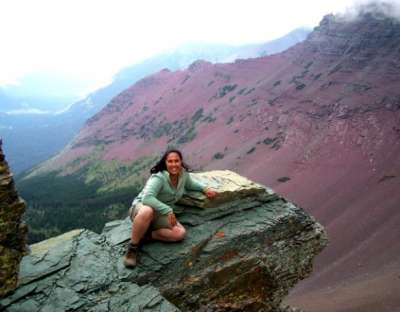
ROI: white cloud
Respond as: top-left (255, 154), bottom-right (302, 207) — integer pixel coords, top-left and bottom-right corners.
top-left (339, 0), bottom-right (400, 20)
top-left (6, 108), bottom-right (51, 115)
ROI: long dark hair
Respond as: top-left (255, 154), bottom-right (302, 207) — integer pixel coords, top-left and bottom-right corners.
top-left (150, 149), bottom-right (190, 174)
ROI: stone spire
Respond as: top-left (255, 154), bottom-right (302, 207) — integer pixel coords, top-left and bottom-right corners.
top-left (0, 139), bottom-right (28, 298)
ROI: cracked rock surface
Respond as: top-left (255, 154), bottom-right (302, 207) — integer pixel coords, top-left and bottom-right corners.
top-left (1, 170), bottom-right (327, 311)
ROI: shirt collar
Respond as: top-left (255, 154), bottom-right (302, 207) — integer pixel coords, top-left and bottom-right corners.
top-left (162, 168), bottom-right (186, 187)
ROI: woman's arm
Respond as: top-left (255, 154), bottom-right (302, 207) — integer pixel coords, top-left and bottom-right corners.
top-left (141, 175), bottom-right (173, 215)
top-left (185, 172), bottom-right (217, 198)
top-left (185, 172), bottom-right (207, 192)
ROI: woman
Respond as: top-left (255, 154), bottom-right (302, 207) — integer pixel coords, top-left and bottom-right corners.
top-left (123, 149), bottom-right (217, 268)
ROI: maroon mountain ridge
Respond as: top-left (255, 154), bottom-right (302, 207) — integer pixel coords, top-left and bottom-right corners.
top-left (23, 7), bottom-right (400, 312)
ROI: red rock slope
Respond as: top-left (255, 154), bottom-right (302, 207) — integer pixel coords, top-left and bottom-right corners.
top-left (31, 6), bottom-right (400, 304)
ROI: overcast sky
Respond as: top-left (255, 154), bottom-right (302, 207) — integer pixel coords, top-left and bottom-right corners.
top-left (0, 0), bottom-right (376, 93)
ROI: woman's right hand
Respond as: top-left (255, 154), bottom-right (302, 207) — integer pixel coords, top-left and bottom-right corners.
top-left (168, 212), bottom-right (177, 227)
top-left (204, 187), bottom-right (217, 199)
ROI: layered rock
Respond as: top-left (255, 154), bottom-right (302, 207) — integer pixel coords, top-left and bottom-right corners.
top-left (0, 140), bottom-right (28, 298)
top-left (1, 171), bottom-right (327, 311)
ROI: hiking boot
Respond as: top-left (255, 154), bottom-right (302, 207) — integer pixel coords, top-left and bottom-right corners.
top-left (123, 242), bottom-right (139, 268)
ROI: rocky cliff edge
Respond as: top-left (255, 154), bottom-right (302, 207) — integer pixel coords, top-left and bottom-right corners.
top-left (1, 170), bottom-right (327, 312)
top-left (0, 140), bottom-right (27, 298)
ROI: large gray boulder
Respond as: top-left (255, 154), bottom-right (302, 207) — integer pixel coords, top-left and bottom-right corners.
top-left (0, 170), bottom-right (327, 311)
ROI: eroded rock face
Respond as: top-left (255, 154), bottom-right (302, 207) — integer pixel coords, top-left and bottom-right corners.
top-left (0, 140), bottom-right (28, 298)
top-left (0, 170), bottom-right (327, 311)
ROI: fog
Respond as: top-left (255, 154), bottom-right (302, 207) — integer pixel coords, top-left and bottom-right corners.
top-left (0, 0), bottom-right (360, 92)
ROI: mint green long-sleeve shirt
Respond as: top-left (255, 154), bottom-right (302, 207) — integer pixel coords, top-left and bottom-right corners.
top-left (132, 169), bottom-right (206, 215)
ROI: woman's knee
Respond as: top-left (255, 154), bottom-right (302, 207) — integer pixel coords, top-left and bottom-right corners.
top-left (136, 205), bottom-right (154, 221)
top-left (173, 225), bottom-right (186, 241)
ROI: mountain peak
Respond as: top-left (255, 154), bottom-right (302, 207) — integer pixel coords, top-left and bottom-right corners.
top-left (347, 1), bottom-right (400, 21)
top-left (188, 59), bottom-right (213, 72)
top-left (306, 4), bottom-right (400, 59)
top-left (317, 3), bottom-right (400, 32)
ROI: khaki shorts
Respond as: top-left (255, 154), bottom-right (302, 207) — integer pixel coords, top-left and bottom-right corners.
top-left (129, 202), bottom-right (172, 230)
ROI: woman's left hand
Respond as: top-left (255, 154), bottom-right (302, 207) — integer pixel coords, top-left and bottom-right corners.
top-left (204, 187), bottom-right (217, 199)
top-left (168, 212), bottom-right (177, 227)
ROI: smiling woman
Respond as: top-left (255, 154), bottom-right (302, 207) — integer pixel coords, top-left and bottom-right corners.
top-left (123, 148), bottom-right (217, 268)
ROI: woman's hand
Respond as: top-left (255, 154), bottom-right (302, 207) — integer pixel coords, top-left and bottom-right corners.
top-left (168, 212), bottom-right (177, 227)
top-left (204, 187), bottom-right (217, 199)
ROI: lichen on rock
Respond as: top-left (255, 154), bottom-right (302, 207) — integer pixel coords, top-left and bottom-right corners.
top-left (0, 170), bottom-right (327, 311)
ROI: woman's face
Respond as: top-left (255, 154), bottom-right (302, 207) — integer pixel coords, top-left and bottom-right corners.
top-left (165, 152), bottom-right (182, 176)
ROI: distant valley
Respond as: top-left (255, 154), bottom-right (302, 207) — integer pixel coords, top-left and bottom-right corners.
top-left (1, 28), bottom-right (309, 174)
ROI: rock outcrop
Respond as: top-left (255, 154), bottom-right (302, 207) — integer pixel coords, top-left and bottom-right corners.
top-left (1, 170), bottom-right (327, 311)
top-left (0, 140), bottom-right (28, 298)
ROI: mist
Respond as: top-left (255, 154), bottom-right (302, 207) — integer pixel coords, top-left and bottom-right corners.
top-left (340, 0), bottom-right (400, 20)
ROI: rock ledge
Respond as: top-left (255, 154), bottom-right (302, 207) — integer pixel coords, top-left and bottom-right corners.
top-left (1, 170), bottom-right (327, 312)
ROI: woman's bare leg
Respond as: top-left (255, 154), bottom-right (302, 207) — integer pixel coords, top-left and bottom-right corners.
top-left (152, 222), bottom-right (186, 242)
top-left (131, 205), bottom-right (154, 244)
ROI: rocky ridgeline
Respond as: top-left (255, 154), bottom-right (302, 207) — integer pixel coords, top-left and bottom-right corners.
top-left (307, 4), bottom-right (400, 60)
top-left (0, 140), bottom-right (28, 298)
top-left (1, 170), bottom-right (327, 311)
